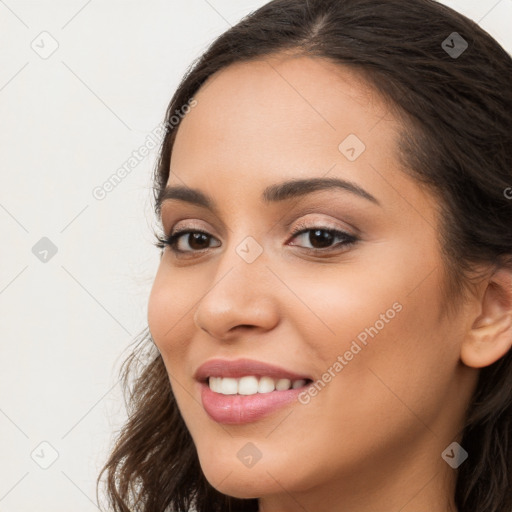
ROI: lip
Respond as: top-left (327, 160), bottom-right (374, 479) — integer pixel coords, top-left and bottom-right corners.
top-left (199, 382), bottom-right (309, 424)
top-left (194, 358), bottom-right (313, 425)
top-left (194, 357), bottom-right (312, 382)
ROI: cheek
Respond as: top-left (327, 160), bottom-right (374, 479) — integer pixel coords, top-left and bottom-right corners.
top-left (147, 269), bottom-right (201, 419)
top-left (289, 259), bottom-right (456, 421)
top-left (258, 272), bottom-right (455, 485)
top-left (147, 277), bottom-right (171, 350)
top-left (147, 265), bottom-right (193, 356)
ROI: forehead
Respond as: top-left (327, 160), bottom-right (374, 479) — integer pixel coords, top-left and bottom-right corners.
top-left (171, 54), bottom-right (394, 177)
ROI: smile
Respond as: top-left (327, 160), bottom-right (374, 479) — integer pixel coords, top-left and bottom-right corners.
top-left (195, 358), bottom-right (314, 424)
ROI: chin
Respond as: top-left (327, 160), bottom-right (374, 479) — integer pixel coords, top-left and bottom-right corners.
top-left (197, 450), bottom-right (294, 499)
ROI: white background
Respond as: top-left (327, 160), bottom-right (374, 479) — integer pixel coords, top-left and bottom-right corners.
top-left (0, 1), bottom-right (511, 510)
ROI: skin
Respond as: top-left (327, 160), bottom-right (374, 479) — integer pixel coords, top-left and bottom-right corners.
top-left (147, 53), bottom-right (512, 512)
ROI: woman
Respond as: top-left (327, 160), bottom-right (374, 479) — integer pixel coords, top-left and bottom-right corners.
top-left (97, 0), bottom-right (512, 511)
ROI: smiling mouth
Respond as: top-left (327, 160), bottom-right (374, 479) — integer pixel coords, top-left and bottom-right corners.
top-left (207, 375), bottom-right (313, 395)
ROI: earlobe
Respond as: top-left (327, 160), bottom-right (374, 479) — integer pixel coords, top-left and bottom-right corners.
top-left (461, 267), bottom-right (512, 369)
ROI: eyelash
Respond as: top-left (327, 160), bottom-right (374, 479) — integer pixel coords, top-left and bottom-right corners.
top-left (154, 222), bottom-right (358, 256)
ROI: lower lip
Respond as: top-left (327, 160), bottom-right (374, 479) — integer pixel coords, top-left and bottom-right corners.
top-left (199, 382), bottom-right (308, 424)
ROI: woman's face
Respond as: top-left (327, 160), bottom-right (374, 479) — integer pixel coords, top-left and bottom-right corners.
top-left (148, 55), bottom-right (477, 510)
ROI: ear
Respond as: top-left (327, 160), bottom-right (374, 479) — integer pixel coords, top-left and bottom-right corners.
top-left (461, 266), bottom-right (512, 368)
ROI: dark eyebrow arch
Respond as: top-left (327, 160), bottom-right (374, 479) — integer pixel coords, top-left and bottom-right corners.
top-left (157, 177), bottom-right (380, 215)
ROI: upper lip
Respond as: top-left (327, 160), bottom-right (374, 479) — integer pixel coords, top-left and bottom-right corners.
top-left (194, 358), bottom-right (312, 382)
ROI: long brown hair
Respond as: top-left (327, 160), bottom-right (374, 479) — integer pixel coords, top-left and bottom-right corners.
top-left (96, 1), bottom-right (512, 510)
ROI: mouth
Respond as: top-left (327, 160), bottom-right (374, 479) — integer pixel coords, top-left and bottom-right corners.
top-left (194, 358), bottom-right (314, 424)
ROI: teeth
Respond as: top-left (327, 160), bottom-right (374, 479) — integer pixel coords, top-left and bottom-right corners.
top-left (208, 376), bottom-right (308, 395)
top-left (292, 379), bottom-right (306, 389)
top-left (238, 376), bottom-right (259, 395)
top-left (275, 378), bottom-right (291, 391)
top-left (258, 376), bottom-right (275, 393)
top-left (209, 376), bottom-right (221, 393)
top-left (220, 377), bottom-right (238, 395)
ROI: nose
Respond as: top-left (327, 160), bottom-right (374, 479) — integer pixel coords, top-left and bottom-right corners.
top-left (193, 248), bottom-right (280, 341)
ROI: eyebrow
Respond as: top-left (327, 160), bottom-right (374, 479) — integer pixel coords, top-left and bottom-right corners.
top-left (157, 177), bottom-right (380, 215)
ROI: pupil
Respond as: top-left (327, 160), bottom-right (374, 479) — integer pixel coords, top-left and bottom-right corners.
top-left (189, 233), bottom-right (209, 250)
top-left (310, 229), bottom-right (334, 248)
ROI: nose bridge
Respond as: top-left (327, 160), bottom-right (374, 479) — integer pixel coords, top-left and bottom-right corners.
top-left (193, 231), bottom-right (279, 337)
top-left (215, 214), bottom-right (269, 281)
top-left (207, 232), bottom-right (269, 305)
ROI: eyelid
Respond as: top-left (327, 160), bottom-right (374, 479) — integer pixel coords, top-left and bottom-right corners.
top-left (160, 207), bottom-right (228, 238)
top-left (280, 207), bottom-right (362, 237)
top-left (288, 217), bottom-right (355, 237)
top-left (165, 212), bottom-right (358, 239)
top-left (166, 217), bottom-right (354, 239)
top-left (168, 220), bottom-right (210, 236)
top-left (162, 202), bottom-right (362, 237)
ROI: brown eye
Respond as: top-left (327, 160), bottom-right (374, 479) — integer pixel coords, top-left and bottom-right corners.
top-left (288, 227), bottom-right (358, 252)
top-left (183, 232), bottom-right (211, 251)
top-left (157, 229), bottom-right (221, 254)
